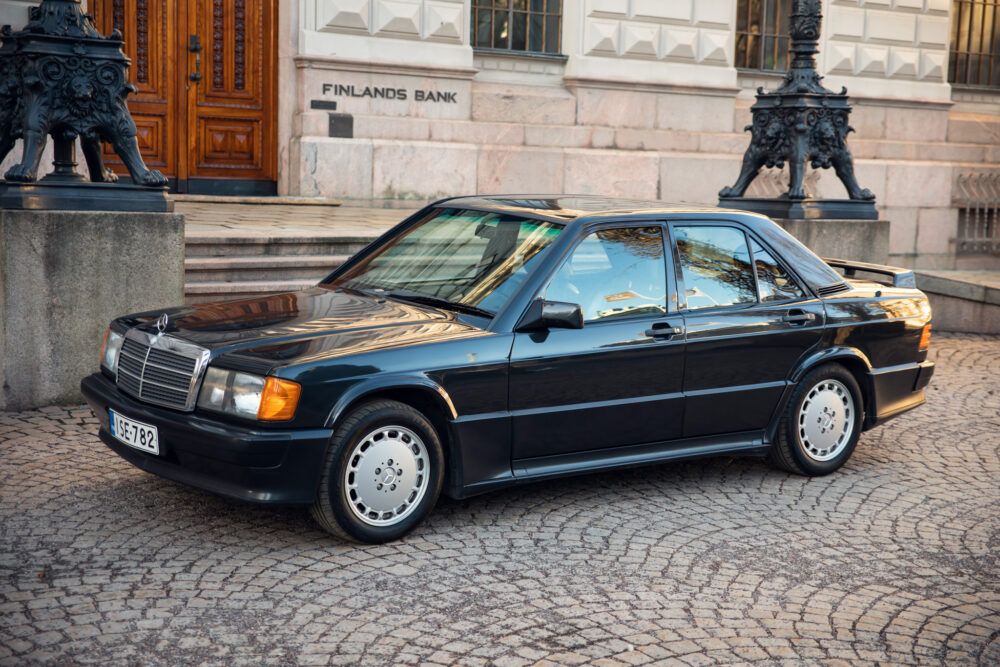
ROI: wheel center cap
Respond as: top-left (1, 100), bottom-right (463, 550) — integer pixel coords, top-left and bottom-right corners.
top-left (381, 469), bottom-right (396, 485)
top-left (821, 408), bottom-right (836, 431)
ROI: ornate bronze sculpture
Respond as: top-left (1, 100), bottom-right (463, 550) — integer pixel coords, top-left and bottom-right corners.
top-left (0, 0), bottom-right (168, 207)
top-left (719, 0), bottom-right (877, 219)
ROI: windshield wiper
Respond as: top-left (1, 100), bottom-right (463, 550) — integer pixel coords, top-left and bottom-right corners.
top-left (386, 291), bottom-right (494, 319)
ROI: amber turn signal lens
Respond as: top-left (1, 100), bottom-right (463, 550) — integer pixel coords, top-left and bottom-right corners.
top-left (99, 328), bottom-right (109, 367)
top-left (919, 324), bottom-right (932, 349)
top-left (257, 377), bottom-right (302, 421)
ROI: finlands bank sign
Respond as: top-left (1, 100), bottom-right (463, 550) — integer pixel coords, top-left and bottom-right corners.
top-left (322, 83), bottom-right (458, 103)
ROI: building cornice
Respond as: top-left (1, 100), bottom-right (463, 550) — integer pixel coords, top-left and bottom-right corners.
top-left (294, 55), bottom-right (478, 81)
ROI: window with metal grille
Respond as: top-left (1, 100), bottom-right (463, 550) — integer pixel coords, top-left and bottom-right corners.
top-left (735, 0), bottom-right (791, 71)
top-left (949, 0), bottom-right (1000, 87)
top-left (471, 0), bottom-right (562, 55)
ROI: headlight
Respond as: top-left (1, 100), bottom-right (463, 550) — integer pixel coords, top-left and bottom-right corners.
top-left (101, 329), bottom-right (125, 374)
top-left (197, 367), bottom-right (301, 421)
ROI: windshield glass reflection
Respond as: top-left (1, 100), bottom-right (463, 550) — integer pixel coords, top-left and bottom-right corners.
top-left (324, 208), bottom-right (563, 314)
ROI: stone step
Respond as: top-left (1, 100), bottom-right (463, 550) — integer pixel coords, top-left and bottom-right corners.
top-left (184, 254), bottom-right (349, 282)
top-left (184, 278), bottom-right (319, 304)
top-left (185, 234), bottom-right (378, 257)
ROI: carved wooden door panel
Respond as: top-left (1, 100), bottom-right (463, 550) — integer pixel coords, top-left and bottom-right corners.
top-left (185, 0), bottom-right (277, 190)
top-left (91, 0), bottom-right (277, 193)
top-left (92, 0), bottom-right (179, 180)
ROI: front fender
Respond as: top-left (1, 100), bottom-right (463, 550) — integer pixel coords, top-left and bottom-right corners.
top-left (323, 374), bottom-right (458, 428)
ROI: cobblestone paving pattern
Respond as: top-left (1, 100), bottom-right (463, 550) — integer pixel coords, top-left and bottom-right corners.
top-left (1, 334), bottom-right (998, 665)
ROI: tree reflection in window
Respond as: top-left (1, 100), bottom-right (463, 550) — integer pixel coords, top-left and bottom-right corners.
top-left (675, 226), bottom-right (757, 310)
top-left (750, 238), bottom-right (805, 303)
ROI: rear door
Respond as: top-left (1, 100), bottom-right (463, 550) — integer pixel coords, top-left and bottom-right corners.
top-left (670, 223), bottom-right (824, 438)
top-left (509, 223), bottom-right (686, 460)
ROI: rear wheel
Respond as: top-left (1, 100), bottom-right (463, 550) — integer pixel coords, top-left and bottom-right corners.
top-left (769, 364), bottom-right (863, 476)
top-left (310, 399), bottom-right (443, 543)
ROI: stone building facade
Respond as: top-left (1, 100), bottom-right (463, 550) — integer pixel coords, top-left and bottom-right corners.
top-left (0, 0), bottom-right (997, 270)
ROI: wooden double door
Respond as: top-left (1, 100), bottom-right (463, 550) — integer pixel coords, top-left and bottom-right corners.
top-left (92, 0), bottom-right (277, 194)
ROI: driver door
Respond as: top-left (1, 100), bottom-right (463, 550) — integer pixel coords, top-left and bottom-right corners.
top-left (508, 224), bottom-right (686, 461)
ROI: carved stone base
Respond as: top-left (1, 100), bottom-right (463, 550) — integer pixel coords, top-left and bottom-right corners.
top-left (774, 217), bottom-right (890, 265)
top-left (0, 180), bottom-right (173, 213)
top-left (718, 196), bottom-right (878, 221)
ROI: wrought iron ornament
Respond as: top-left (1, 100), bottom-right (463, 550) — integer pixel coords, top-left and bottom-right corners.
top-left (0, 0), bottom-right (166, 187)
top-left (720, 0), bottom-right (875, 217)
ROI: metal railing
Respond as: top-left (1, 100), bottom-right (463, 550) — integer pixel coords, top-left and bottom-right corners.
top-left (954, 172), bottom-right (1000, 254)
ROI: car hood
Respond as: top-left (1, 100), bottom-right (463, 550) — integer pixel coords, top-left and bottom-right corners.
top-left (119, 287), bottom-right (491, 367)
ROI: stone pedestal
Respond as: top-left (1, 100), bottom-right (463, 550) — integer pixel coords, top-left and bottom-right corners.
top-left (774, 218), bottom-right (890, 265)
top-left (0, 210), bottom-right (184, 411)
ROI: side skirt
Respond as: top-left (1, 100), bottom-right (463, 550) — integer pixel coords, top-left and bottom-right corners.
top-left (449, 432), bottom-right (769, 499)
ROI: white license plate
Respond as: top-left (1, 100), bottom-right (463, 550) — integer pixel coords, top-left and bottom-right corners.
top-left (109, 409), bottom-right (159, 455)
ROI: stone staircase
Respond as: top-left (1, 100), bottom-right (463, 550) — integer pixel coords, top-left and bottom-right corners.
top-left (184, 233), bottom-right (379, 303)
top-left (177, 200), bottom-right (412, 304)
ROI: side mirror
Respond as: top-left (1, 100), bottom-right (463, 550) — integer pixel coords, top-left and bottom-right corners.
top-left (516, 298), bottom-right (584, 332)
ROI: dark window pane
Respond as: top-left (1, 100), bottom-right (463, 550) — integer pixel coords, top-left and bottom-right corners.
top-left (746, 33), bottom-right (760, 68)
top-left (545, 14), bottom-right (560, 52)
top-left (511, 11), bottom-right (527, 51)
top-left (494, 9), bottom-right (509, 48)
top-left (475, 9), bottom-right (492, 46)
top-left (529, 13), bottom-right (544, 52)
top-left (748, 0), bottom-right (762, 32)
top-left (735, 33), bottom-right (749, 68)
top-left (547, 0), bottom-right (560, 13)
top-left (776, 37), bottom-right (789, 70)
top-left (763, 36), bottom-right (775, 69)
top-left (529, 0), bottom-right (544, 12)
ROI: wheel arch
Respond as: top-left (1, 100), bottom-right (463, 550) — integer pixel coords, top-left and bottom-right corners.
top-left (324, 377), bottom-right (459, 489)
top-left (787, 346), bottom-right (875, 430)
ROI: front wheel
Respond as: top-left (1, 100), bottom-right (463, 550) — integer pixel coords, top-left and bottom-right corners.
top-left (310, 399), bottom-right (444, 543)
top-left (768, 364), bottom-right (864, 476)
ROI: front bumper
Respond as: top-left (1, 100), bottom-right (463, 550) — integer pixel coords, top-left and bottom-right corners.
top-left (80, 373), bottom-right (332, 505)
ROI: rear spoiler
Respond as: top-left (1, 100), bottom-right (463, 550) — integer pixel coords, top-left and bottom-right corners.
top-left (823, 258), bottom-right (916, 289)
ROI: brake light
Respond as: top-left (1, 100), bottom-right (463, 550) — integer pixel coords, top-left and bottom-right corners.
top-left (919, 324), bottom-right (932, 349)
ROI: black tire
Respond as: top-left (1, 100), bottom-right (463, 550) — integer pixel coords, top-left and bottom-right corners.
top-left (768, 363), bottom-right (864, 476)
top-left (310, 399), bottom-right (444, 543)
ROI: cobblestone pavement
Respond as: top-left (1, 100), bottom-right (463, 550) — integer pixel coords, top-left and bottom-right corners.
top-left (2, 334), bottom-right (998, 666)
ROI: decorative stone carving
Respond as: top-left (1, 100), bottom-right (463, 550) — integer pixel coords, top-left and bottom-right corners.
top-left (0, 0), bottom-right (167, 188)
top-left (719, 0), bottom-right (876, 220)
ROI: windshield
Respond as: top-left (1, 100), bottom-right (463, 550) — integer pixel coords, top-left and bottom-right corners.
top-left (324, 208), bottom-right (563, 315)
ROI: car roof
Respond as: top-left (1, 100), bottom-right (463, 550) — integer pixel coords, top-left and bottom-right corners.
top-left (435, 195), bottom-right (723, 222)
top-left (432, 194), bottom-right (847, 293)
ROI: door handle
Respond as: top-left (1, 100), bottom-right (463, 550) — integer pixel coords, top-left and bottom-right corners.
top-left (782, 309), bottom-right (817, 325)
top-left (644, 322), bottom-right (684, 339)
top-left (189, 34), bottom-right (203, 83)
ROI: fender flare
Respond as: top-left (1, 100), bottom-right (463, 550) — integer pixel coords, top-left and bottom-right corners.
top-left (767, 346), bottom-right (875, 441)
top-left (323, 374), bottom-right (458, 429)
top-left (789, 346), bottom-right (872, 383)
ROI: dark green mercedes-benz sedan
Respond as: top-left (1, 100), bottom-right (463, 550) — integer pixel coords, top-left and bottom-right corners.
top-left (82, 196), bottom-right (934, 543)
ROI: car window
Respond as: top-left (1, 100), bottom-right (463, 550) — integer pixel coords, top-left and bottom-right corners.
top-left (750, 238), bottom-right (806, 303)
top-left (327, 208), bottom-right (563, 314)
top-left (675, 226), bottom-right (757, 310)
top-left (546, 227), bottom-right (667, 322)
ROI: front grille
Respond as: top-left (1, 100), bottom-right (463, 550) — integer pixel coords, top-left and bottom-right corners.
top-left (117, 338), bottom-right (200, 410)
